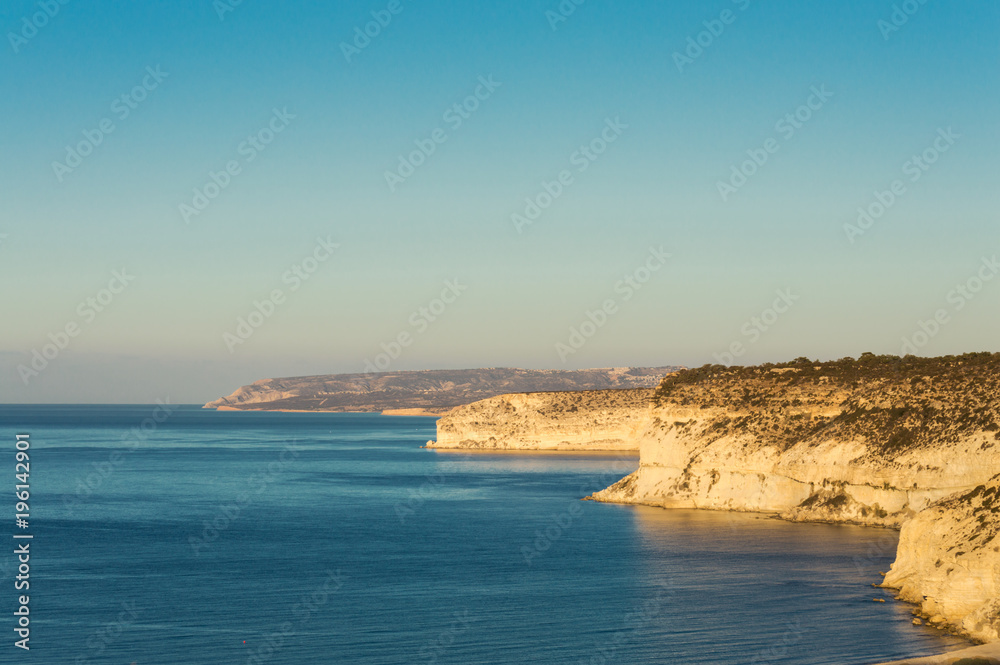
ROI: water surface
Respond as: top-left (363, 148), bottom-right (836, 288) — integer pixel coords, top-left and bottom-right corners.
top-left (1, 405), bottom-right (970, 664)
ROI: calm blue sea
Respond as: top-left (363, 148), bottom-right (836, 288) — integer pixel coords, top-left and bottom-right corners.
top-left (0, 405), bottom-right (970, 664)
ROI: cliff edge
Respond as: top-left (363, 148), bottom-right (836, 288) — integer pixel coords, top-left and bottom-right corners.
top-left (587, 352), bottom-right (1000, 643)
top-left (591, 353), bottom-right (1000, 526)
top-left (884, 476), bottom-right (1000, 644)
top-left (427, 388), bottom-right (653, 451)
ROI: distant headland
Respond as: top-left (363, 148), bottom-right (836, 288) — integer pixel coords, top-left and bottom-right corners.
top-left (203, 366), bottom-right (683, 415)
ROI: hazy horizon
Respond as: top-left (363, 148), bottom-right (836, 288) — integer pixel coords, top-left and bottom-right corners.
top-left (3, 1), bottom-right (998, 403)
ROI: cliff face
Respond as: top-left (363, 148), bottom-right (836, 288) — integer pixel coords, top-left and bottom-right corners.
top-left (591, 354), bottom-right (1000, 528)
top-left (419, 353), bottom-right (1000, 644)
top-left (427, 389), bottom-right (652, 451)
top-left (883, 477), bottom-right (1000, 644)
top-left (587, 352), bottom-right (1000, 643)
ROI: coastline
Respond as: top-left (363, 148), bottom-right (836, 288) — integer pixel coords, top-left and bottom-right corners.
top-left (425, 446), bottom-right (640, 458)
top-left (207, 406), bottom-right (446, 416)
top-left (873, 642), bottom-right (1000, 664)
top-left (380, 408), bottom-right (450, 417)
top-left (215, 358), bottom-right (1000, 664)
top-left (212, 406), bottom-right (347, 413)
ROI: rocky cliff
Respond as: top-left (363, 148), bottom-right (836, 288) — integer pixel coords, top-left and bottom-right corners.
top-left (419, 353), bottom-right (1000, 645)
top-left (883, 476), bottom-right (1000, 644)
top-left (585, 352), bottom-right (1000, 643)
top-left (204, 366), bottom-right (680, 413)
top-left (427, 388), bottom-right (653, 451)
top-left (590, 354), bottom-right (1000, 526)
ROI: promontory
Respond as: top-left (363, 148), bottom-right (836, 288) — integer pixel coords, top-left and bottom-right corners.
top-left (429, 352), bottom-right (1000, 649)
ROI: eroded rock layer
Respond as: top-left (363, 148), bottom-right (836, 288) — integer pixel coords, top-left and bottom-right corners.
top-left (427, 388), bottom-right (653, 451)
top-left (588, 353), bottom-right (1000, 642)
top-left (591, 354), bottom-right (1000, 527)
top-left (884, 477), bottom-right (1000, 644)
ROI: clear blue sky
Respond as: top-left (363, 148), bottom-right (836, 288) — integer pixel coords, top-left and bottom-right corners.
top-left (1, 0), bottom-right (998, 403)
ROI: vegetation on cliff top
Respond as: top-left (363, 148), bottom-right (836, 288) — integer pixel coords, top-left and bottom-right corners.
top-left (653, 352), bottom-right (1000, 456)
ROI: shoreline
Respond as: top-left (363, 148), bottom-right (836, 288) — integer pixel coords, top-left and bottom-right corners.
top-left (380, 408), bottom-right (450, 417)
top-left (207, 406), bottom-right (446, 416)
top-left (873, 641), bottom-right (1000, 664)
top-left (585, 490), bottom-right (994, 656)
top-left (216, 399), bottom-right (992, 663)
top-left (588, 495), bottom-right (905, 529)
top-left (425, 446), bottom-right (639, 457)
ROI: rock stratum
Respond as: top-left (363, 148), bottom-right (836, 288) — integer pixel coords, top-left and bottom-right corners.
top-left (432, 353), bottom-right (1000, 646)
top-left (427, 388), bottom-right (653, 451)
top-left (590, 354), bottom-right (1000, 526)
top-left (204, 366), bottom-right (680, 414)
top-left (884, 476), bottom-right (1000, 645)
top-left (586, 352), bottom-right (1000, 644)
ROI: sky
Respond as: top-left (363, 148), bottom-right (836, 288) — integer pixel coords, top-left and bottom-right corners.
top-left (1, 0), bottom-right (998, 403)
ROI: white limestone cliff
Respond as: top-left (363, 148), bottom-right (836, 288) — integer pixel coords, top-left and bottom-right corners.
top-left (587, 354), bottom-right (1000, 643)
top-left (429, 354), bottom-right (1000, 644)
top-left (427, 389), bottom-right (652, 451)
top-left (883, 478), bottom-right (1000, 644)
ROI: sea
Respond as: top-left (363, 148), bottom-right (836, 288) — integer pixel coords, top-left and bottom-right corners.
top-left (0, 405), bottom-right (971, 664)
